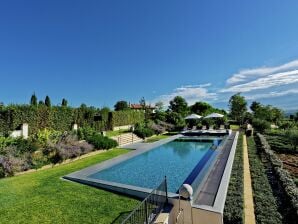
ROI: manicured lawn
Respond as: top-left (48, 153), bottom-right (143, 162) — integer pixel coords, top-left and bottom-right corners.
top-left (0, 149), bottom-right (138, 224)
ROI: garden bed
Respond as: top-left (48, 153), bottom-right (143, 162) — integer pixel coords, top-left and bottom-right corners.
top-left (223, 133), bottom-right (244, 224)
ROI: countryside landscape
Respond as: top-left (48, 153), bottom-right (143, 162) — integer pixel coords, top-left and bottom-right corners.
top-left (0, 1), bottom-right (298, 224)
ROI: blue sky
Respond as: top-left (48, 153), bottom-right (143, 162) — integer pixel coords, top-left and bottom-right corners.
top-left (1, 1), bottom-right (298, 110)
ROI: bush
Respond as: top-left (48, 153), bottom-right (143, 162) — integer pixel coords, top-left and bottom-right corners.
top-left (285, 129), bottom-right (298, 150)
top-left (88, 134), bottom-right (118, 149)
top-left (133, 123), bottom-right (155, 139)
top-left (247, 136), bottom-right (282, 224)
top-left (224, 134), bottom-right (244, 224)
top-left (0, 147), bottom-right (30, 177)
top-left (45, 133), bottom-right (95, 162)
top-left (252, 118), bottom-right (270, 133)
top-left (257, 134), bottom-right (298, 219)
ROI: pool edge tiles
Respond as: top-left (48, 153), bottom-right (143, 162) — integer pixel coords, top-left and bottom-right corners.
top-left (63, 134), bottom-right (225, 200)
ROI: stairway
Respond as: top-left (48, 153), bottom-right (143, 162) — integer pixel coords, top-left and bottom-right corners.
top-left (111, 132), bottom-right (143, 146)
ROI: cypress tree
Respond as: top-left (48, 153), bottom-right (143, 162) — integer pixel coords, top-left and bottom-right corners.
top-left (62, 98), bottom-right (68, 107)
top-left (45, 95), bottom-right (51, 107)
top-left (30, 93), bottom-right (37, 106)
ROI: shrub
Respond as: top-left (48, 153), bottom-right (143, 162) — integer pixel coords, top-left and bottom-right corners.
top-left (0, 147), bottom-right (30, 177)
top-left (224, 134), bottom-right (244, 224)
top-left (77, 127), bottom-right (97, 141)
top-left (247, 136), bottom-right (282, 224)
top-left (32, 129), bottom-right (62, 146)
top-left (257, 134), bottom-right (298, 218)
top-left (285, 129), bottom-right (298, 150)
top-left (133, 123), bottom-right (154, 139)
top-left (88, 134), bottom-right (118, 149)
top-left (252, 118), bottom-right (270, 133)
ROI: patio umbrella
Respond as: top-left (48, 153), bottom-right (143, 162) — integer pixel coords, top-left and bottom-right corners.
top-left (204, 112), bottom-right (224, 119)
top-left (184, 114), bottom-right (202, 120)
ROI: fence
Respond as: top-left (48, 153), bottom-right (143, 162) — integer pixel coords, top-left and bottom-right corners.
top-left (121, 177), bottom-right (168, 224)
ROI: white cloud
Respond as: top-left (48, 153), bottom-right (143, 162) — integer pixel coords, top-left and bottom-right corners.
top-left (152, 84), bottom-right (217, 105)
top-left (227, 59), bottom-right (298, 85)
top-left (246, 89), bottom-right (298, 100)
top-left (221, 70), bottom-right (298, 93)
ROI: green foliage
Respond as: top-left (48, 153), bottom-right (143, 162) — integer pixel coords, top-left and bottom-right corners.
top-left (0, 105), bottom-right (110, 136)
top-left (32, 129), bottom-right (62, 147)
top-left (88, 134), bottom-right (118, 149)
top-left (45, 96), bottom-right (51, 107)
top-left (78, 127), bottom-right (118, 149)
top-left (224, 134), bottom-right (244, 224)
top-left (252, 118), bottom-right (270, 133)
top-left (133, 122), bottom-right (155, 139)
top-left (228, 93), bottom-right (247, 124)
top-left (114, 100), bottom-right (129, 111)
top-left (285, 129), bottom-right (298, 150)
top-left (253, 103), bottom-right (284, 125)
top-left (256, 134), bottom-right (298, 222)
top-left (169, 96), bottom-right (189, 117)
top-left (247, 136), bottom-right (282, 224)
top-left (165, 112), bottom-right (185, 129)
top-left (30, 93), bottom-right (37, 106)
top-left (190, 101), bottom-right (212, 116)
top-left (108, 110), bottom-right (145, 128)
top-left (61, 98), bottom-right (68, 107)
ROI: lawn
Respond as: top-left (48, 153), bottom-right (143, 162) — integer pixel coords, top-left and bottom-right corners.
top-left (145, 134), bottom-right (169, 143)
top-left (0, 149), bottom-right (138, 224)
top-left (106, 129), bottom-right (130, 137)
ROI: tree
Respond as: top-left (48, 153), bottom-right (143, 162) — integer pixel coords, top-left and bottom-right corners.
top-left (45, 95), bottom-right (51, 107)
top-left (61, 98), bottom-right (68, 107)
top-left (190, 102), bottom-right (212, 115)
top-left (30, 93), bottom-right (37, 106)
top-left (155, 101), bottom-right (164, 112)
top-left (169, 96), bottom-right (189, 117)
top-left (229, 93), bottom-right (247, 124)
top-left (38, 100), bottom-right (44, 105)
top-left (114, 101), bottom-right (129, 111)
top-left (250, 101), bottom-right (261, 112)
top-left (139, 97), bottom-right (146, 110)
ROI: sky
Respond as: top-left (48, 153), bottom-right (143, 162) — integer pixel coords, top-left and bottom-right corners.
top-left (1, 0), bottom-right (298, 110)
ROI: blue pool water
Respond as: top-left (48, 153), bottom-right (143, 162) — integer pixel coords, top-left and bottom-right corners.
top-left (89, 140), bottom-right (216, 193)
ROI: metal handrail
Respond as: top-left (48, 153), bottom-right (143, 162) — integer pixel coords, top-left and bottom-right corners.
top-left (121, 177), bottom-right (168, 224)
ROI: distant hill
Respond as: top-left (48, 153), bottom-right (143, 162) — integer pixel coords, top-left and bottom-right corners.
top-left (284, 109), bottom-right (298, 116)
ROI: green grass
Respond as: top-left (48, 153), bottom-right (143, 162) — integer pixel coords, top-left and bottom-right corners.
top-left (0, 149), bottom-right (138, 224)
top-left (106, 129), bottom-right (130, 137)
top-left (230, 124), bottom-right (240, 130)
top-left (145, 134), bottom-right (169, 143)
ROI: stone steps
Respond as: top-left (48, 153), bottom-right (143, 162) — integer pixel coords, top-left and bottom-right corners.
top-left (111, 132), bottom-right (143, 146)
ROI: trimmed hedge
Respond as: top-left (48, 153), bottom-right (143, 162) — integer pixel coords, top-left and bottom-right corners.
top-left (108, 110), bottom-right (145, 129)
top-left (247, 136), bottom-right (282, 224)
top-left (256, 134), bottom-right (298, 219)
top-left (0, 105), bottom-right (146, 136)
top-left (224, 133), bottom-right (244, 224)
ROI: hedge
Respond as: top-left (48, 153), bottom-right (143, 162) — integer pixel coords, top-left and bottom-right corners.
top-left (224, 133), bottom-right (244, 224)
top-left (247, 136), bottom-right (282, 224)
top-left (108, 110), bottom-right (145, 129)
top-left (256, 133), bottom-right (298, 220)
top-left (0, 105), bottom-right (145, 136)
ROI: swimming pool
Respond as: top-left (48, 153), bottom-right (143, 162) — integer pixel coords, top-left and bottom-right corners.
top-left (88, 138), bottom-right (220, 193)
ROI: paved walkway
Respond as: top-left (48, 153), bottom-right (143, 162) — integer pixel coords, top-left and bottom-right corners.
top-left (243, 135), bottom-right (256, 224)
